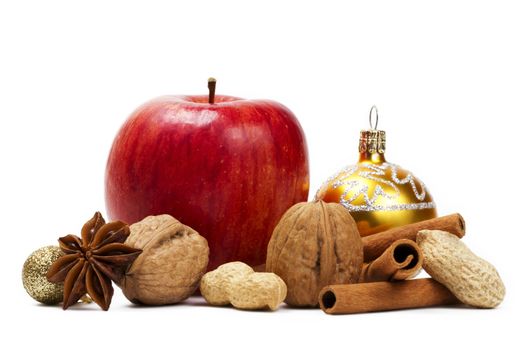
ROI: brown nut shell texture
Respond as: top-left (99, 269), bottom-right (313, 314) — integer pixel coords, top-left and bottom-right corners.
top-left (200, 261), bottom-right (287, 311)
top-left (120, 214), bottom-right (209, 305)
top-left (266, 200), bottom-right (363, 307)
top-left (417, 229), bottom-right (505, 308)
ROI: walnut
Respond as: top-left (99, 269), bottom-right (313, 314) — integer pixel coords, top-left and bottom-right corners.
top-left (266, 201), bottom-right (363, 307)
top-left (119, 214), bottom-right (209, 305)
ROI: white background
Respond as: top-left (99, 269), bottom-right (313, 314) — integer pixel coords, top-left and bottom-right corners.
top-left (1, 0), bottom-right (523, 349)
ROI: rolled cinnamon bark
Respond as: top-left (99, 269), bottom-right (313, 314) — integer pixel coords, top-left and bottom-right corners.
top-left (359, 239), bottom-right (422, 282)
top-left (363, 213), bottom-right (465, 262)
top-left (319, 278), bottom-right (459, 315)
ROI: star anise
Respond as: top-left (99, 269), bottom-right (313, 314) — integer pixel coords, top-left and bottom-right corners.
top-left (46, 212), bottom-right (142, 310)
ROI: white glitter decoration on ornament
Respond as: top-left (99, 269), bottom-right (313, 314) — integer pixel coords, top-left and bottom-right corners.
top-left (316, 162), bottom-right (436, 212)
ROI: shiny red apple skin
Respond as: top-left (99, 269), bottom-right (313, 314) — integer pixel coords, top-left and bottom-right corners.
top-left (105, 95), bottom-right (309, 270)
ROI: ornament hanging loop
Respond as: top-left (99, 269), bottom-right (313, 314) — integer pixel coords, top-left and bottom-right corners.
top-left (369, 105), bottom-right (379, 130)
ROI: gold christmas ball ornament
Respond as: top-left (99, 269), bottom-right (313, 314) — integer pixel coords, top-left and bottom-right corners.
top-left (316, 106), bottom-right (437, 237)
top-left (22, 246), bottom-right (64, 305)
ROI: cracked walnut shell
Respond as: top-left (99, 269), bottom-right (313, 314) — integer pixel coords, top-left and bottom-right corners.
top-left (266, 201), bottom-right (363, 307)
top-left (120, 214), bottom-right (209, 305)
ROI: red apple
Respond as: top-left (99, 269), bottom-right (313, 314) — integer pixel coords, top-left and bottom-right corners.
top-left (105, 80), bottom-right (309, 270)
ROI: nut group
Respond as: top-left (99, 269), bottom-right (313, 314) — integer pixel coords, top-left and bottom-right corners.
top-left (200, 262), bottom-right (287, 311)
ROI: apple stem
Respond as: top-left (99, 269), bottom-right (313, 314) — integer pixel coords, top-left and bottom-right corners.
top-left (208, 77), bottom-right (216, 104)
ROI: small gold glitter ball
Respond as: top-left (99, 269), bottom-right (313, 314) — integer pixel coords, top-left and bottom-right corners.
top-left (22, 246), bottom-right (64, 305)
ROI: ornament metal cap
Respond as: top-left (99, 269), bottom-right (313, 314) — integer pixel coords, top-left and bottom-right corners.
top-left (359, 106), bottom-right (386, 155)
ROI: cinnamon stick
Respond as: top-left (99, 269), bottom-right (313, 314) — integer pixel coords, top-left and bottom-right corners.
top-left (359, 239), bottom-right (422, 282)
top-left (363, 213), bottom-right (465, 262)
top-left (319, 278), bottom-right (459, 315)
